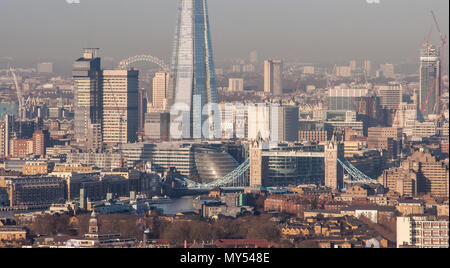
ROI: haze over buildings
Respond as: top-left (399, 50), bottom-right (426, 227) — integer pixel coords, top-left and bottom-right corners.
top-left (0, 0), bottom-right (448, 68)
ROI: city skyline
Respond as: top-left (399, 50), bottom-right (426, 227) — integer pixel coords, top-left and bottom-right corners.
top-left (0, 0), bottom-right (448, 250)
top-left (0, 0), bottom-right (449, 69)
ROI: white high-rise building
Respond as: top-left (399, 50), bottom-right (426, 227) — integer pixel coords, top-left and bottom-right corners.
top-left (102, 69), bottom-right (139, 145)
top-left (152, 72), bottom-right (170, 111)
top-left (397, 216), bottom-right (449, 248)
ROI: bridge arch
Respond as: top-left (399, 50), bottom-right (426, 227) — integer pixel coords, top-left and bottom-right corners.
top-left (118, 55), bottom-right (170, 71)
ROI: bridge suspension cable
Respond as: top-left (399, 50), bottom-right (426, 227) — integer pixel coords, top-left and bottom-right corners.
top-left (172, 158), bottom-right (250, 189)
top-left (337, 158), bottom-right (379, 184)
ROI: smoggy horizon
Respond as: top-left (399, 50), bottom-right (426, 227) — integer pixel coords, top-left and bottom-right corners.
top-left (0, 0), bottom-right (448, 69)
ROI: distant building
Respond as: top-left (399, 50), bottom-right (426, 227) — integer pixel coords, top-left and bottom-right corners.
top-left (37, 62), bottom-right (53, 74)
top-left (0, 115), bottom-right (13, 158)
top-left (303, 66), bottom-right (315, 75)
top-left (7, 177), bottom-right (66, 208)
top-left (419, 45), bottom-right (441, 118)
top-left (264, 60), bottom-right (283, 95)
top-left (378, 63), bottom-right (395, 78)
top-left (273, 106), bottom-right (299, 142)
top-left (328, 88), bottom-right (369, 111)
top-left (379, 151), bottom-right (449, 199)
top-left (367, 127), bottom-right (402, 159)
top-left (144, 112), bottom-right (170, 141)
top-left (364, 60), bottom-right (372, 77)
top-left (32, 130), bottom-right (47, 156)
top-left (396, 200), bottom-right (425, 216)
top-left (335, 66), bottom-right (351, 77)
top-left (151, 72), bottom-right (170, 111)
top-left (228, 78), bottom-right (244, 91)
top-left (377, 84), bottom-right (402, 110)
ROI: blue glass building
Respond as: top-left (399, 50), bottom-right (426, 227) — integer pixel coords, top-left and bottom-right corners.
top-left (170, 0), bottom-right (220, 140)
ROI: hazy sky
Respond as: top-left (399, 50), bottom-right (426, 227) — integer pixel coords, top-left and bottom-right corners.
top-left (0, 0), bottom-right (448, 67)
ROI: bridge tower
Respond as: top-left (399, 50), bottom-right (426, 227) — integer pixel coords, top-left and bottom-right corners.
top-left (249, 138), bottom-right (268, 189)
top-left (324, 139), bottom-right (344, 191)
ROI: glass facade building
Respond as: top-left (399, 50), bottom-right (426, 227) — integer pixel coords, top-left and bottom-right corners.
top-left (419, 46), bottom-right (441, 118)
top-left (170, 0), bottom-right (220, 140)
top-left (263, 144), bottom-right (325, 187)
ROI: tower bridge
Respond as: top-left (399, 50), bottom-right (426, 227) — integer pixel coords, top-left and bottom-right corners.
top-left (172, 141), bottom-right (379, 190)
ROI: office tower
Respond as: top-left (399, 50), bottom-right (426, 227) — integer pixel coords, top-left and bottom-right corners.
top-left (37, 62), bottom-right (53, 74)
top-left (328, 88), bottom-right (369, 111)
top-left (102, 70), bottom-right (139, 145)
top-left (377, 84), bottom-right (402, 110)
top-left (228, 78), bottom-right (244, 91)
top-left (145, 112), bottom-right (170, 141)
top-left (32, 130), bottom-right (46, 156)
top-left (138, 88), bottom-right (147, 132)
top-left (170, 0), bottom-right (220, 140)
top-left (394, 102), bottom-right (417, 129)
top-left (349, 60), bottom-right (357, 71)
top-left (0, 115), bottom-right (13, 158)
top-left (419, 45), bottom-right (441, 118)
top-left (73, 48), bottom-right (103, 150)
top-left (264, 60), bottom-right (283, 95)
top-left (364, 60), bottom-right (372, 77)
top-left (152, 72), bottom-right (170, 111)
top-left (272, 106), bottom-right (299, 142)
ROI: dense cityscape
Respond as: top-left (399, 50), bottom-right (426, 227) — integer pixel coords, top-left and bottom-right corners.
top-left (0, 0), bottom-right (448, 250)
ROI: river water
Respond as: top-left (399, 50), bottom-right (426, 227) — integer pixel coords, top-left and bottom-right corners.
top-left (150, 196), bottom-right (196, 215)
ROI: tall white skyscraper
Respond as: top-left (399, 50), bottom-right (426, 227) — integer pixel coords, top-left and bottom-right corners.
top-left (73, 48), bottom-right (102, 150)
top-left (102, 69), bottom-right (139, 145)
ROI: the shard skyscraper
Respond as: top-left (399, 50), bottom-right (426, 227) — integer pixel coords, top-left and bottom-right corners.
top-left (169, 0), bottom-right (220, 140)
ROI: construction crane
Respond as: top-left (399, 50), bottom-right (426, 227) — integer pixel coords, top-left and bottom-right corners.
top-left (431, 10), bottom-right (447, 113)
